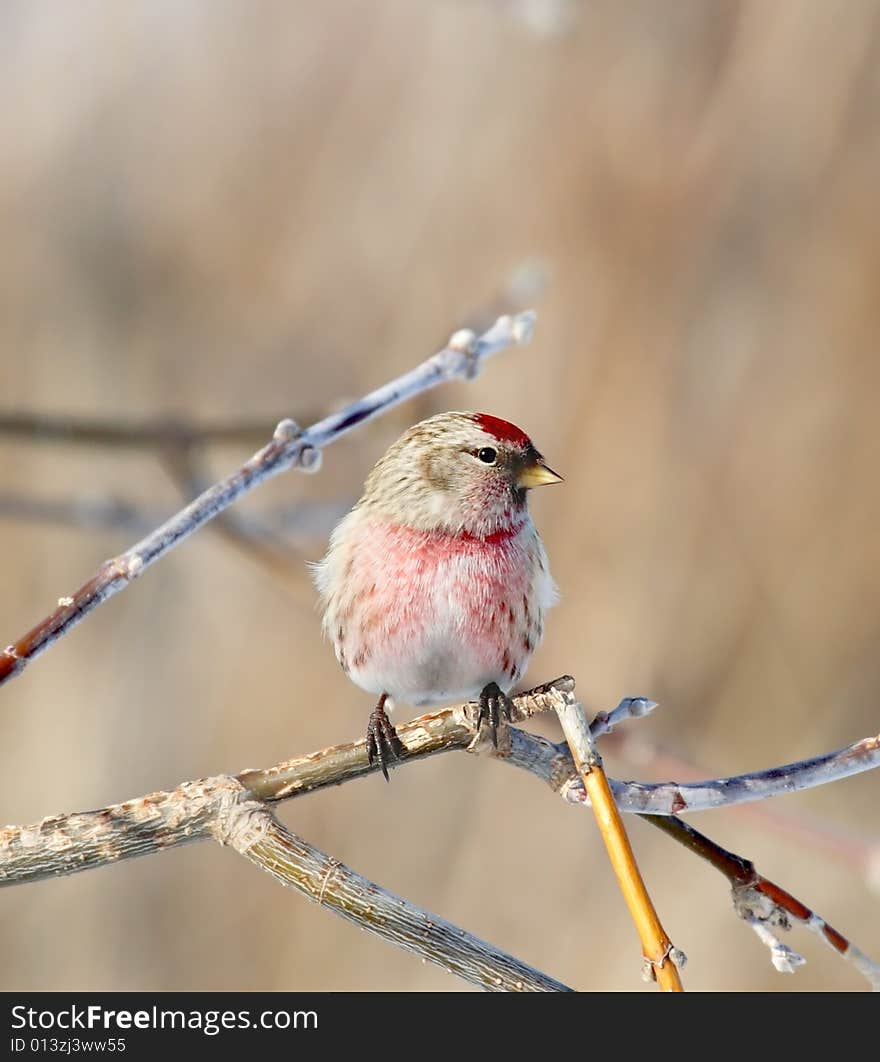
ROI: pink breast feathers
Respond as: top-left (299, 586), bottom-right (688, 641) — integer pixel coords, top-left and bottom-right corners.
top-left (340, 518), bottom-right (536, 702)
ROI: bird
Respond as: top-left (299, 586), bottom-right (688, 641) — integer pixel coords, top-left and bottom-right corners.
top-left (312, 411), bottom-right (561, 779)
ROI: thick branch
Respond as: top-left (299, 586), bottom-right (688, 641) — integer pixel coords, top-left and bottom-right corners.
top-left (0, 770), bottom-right (567, 991)
top-left (5, 678), bottom-right (877, 875)
top-left (239, 676), bottom-right (576, 800)
top-left (0, 311), bottom-right (535, 688)
top-left (0, 679), bottom-right (572, 887)
top-left (241, 700), bottom-right (880, 818)
top-left (239, 810), bottom-right (570, 991)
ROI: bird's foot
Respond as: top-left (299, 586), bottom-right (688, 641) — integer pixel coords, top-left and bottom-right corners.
top-left (476, 682), bottom-right (515, 749)
top-left (366, 695), bottom-right (406, 782)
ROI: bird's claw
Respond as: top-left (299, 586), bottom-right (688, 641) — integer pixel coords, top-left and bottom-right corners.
top-left (476, 682), bottom-right (515, 748)
top-left (367, 700), bottom-right (406, 782)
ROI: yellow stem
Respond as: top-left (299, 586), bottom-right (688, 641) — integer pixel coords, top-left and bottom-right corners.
top-left (581, 764), bottom-right (683, 991)
top-left (555, 693), bottom-right (684, 992)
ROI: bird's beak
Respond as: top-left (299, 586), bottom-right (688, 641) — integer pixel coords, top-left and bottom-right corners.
top-left (517, 459), bottom-right (563, 489)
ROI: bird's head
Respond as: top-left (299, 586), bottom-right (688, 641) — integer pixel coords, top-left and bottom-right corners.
top-left (360, 411), bottom-right (562, 536)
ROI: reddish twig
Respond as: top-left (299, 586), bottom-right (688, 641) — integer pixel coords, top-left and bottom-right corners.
top-left (644, 814), bottom-right (880, 989)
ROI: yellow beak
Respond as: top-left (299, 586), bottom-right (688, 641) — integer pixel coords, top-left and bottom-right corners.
top-left (517, 461), bottom-right (563, 489)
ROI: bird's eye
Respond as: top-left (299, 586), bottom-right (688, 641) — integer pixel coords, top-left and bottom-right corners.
top-left (477, 447), bottom-right (497, 464)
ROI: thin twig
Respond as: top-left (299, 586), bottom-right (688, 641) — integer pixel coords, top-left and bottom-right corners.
top-left (553, 692), bottom-right (684, 991)
top-left (592, 734), bottom-right (880, 815)
top-left (1, 264), bottom-right (545, 578)
top-left (156, 445), bottom-right (309, 590)
top-left (604, 727), bottom-right (880, 889)
top-left (0, 311), bottom-right (535, 688)
top-left (588, 696), bottom-right (658, 740)
top-left (642, 814), bottom-right (880, 990)
top-left (456, 259), bottom-right (549, 337)
top-left (0, 266), bottom-right (548, 457)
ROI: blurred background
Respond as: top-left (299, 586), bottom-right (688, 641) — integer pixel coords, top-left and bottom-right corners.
top-left (2, 0), bottom-right (879, 992)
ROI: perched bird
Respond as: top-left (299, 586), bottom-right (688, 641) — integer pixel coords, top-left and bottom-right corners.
top-left (313, 411), bottom-right (561, 779)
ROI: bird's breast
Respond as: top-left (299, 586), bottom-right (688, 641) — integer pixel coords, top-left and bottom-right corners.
top-left (324, 516), bottom-right (555, 704)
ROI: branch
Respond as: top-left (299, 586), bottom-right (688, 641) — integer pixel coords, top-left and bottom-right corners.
top-left (595, 734), bottom-right (880, 815)
top-left (588, 695), bottom-right (658, 740)
top-left (0, 311), bottom-right (535, 688)
top-left (0, 770), bottom-right (567, 991)
top-left (601, 727), bottom-right (880, 890)
top-left (240, 811), bottom-right (570, 992)
top-left (2, 677), bottom-right (876, 989)
top-left (155, 445), bottom-right (311, 590)
top-left (553, 694), bottom-right (684, 991)
top-left (643, 814), bottom-right (880, 991)
top-left (241, 717), bottom-right (880, 820)
top-left (0, 678), bottom-right (577, 889)
top-left (239, 676), bottom-right (578, 802)
top-left (0, 263), bottom-right (548, 458)
top-left (238, 691), bottom-right (880, 818)
top-left (5, 681), bottom-right (875, 887)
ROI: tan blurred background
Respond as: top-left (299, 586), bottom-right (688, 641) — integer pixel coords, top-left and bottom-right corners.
top-left (2, 0), bottom-right (879, 992)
